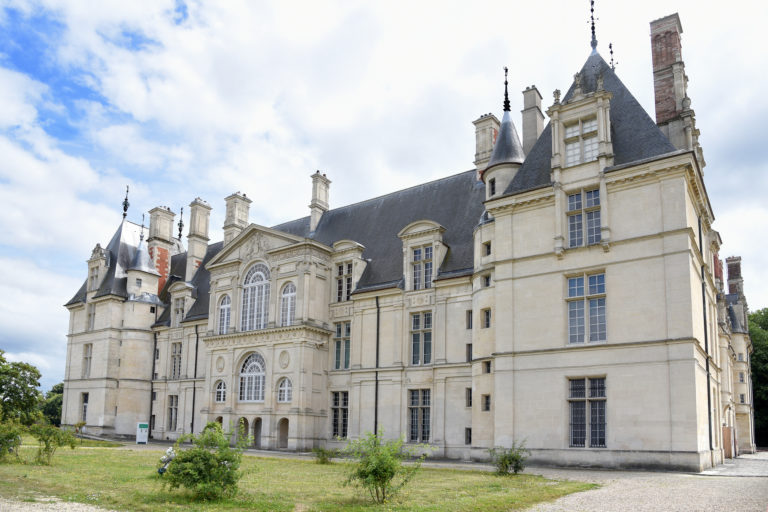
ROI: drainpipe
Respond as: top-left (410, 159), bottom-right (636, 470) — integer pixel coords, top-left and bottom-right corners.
top-left (699, 217), bottom-right (713, 455)
top-left (191, 324), bottom-right (200, 434)
top-left (374, 296), bottom-right (380, 435)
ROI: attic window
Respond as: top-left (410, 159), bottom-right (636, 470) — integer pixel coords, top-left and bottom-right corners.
top-left (489, 178), bottom-right (496, 196)
top-left (564, 118), bottom-right (598, 167)
top-left (136, 278), bottom-right (142, 288)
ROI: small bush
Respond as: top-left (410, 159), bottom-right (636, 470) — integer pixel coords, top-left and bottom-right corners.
top-left (343, 429), bottom-right (429, 503)
top-left (312, 446), bottom-right (338, 464)
top-left (0, 421), bottom-right (23, 462)
top-left (489, 441), bottom-right (530, 475)
top-left (161, 422), bottom-right (244, 500)
top-left (28, 423), bottom-right (76, 465)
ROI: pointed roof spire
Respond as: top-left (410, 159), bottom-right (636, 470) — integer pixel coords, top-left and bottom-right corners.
top-left (178, 207), bottom-right (184, 239)
top-left (503, 66), bottom-right (510, 112)
top-left (590, 0), bottom-right (598, 51)
top-left (140, 213), bottom-right (145, 241)
top-left (122, 185), bottom-right (130, 219)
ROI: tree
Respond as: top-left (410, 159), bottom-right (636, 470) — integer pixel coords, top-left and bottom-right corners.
top-left (0, 350), bottom-right (42, 424)
top-left (28, 423), bottom-right (76, 465)
top-left (40, 382), bottom-right (64, 426)
top-left (748, 308), bottom-right (768, 446)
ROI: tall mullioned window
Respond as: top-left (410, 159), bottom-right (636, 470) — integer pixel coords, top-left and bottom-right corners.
top-left (168, 395), bottom-right (178, 431)
top-left (336, 262), bottom-right (353, 302)
top-left (239, 353), bottom-right (266, 402)
top-left (277, 378), bottom-right (292, 403)
top-left (215, 380), bottom-right (226, 403)
top-left (81, 393), bottom-right (89, 422)
top-left (569, 377), bottom-right (606, 448)
top-left (218, 295), bottom-right (231, 334)
top-left (411, 312), bottom-right (432, 366)
top-left (332, 391), bottom-right (349, 438)
top-left (170, 342), bottom-right (182, 379)
top-left (173, 297), bottom-right (185, 327)
top-left (241, 264), bottom-right (270, 331)
top-left (567, 273), bottom-right (606, 343)
top-left (567, 189), bottom-right (601, 248)
top-left (81, 343), bottom-right (92, 379)
top-left (88, 266), bottom-right (99, 291)
top-left (280, 282), bottom-right (296, 327)
top-left (412, 246), bottom-right (433, 290)
top-left (409, 389), bottom-right (431, 443)
top-left (86, 303), bottom-right (95, 331)
top-left (334, 322), bottom-right (351, 370)
top-left (564, 117), bottom-right (598, 167)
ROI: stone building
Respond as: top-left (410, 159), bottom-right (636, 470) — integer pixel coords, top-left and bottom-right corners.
top-left (62, 13), bottom-right (756, 470)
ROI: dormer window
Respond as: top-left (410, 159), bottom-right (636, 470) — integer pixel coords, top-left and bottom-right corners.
top-left (564, 118), bottom-right (598, 167)
top-left (412, 246), bottom-right (433, 290)
top-left (336, 262), bottom-right (353, 302)
top-left (89, 267), bottom-right (99, 291)
top-left (173, 298), bottom-right (185, 327)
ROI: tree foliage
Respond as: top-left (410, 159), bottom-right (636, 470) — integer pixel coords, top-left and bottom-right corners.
top-left (748, 308), bottom-right (768, 446)
top-left (0, 350), bottom-right (42, 425)
top-left (28, 423), bottom-right (76, 465)
top-left (161, 422), bottom-right (244, 500)
top-left (40, 382), bottom-right (64, 427)
top-left (343, 429), bottom-right (427, 503)
top-left (0, 421), bottom-right (24, 462)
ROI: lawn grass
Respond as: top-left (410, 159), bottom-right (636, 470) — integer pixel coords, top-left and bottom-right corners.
top-left (19, 434), bottom-right (123, 448)
top-left (0, 445), bottom-right (596, 511)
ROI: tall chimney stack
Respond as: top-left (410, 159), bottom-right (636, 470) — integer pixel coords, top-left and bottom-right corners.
top-left (726, 256), bottom-right (744, 296)
top-left (309, 171), bottom-right (331, 232)
top-left (147, 206), bottom-right (175, 293)
top-left (521, 85), bottom-right (544, 155)
top-left (473, 113), bottom-right (500, 174)
top-left (223, 192), bottom-right (251, 246)
top-left (186, 198), bottom-right (211, 281)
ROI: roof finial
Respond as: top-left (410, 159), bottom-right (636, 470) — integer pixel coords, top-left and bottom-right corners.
top-left (122, 185), bottom-right (130, 219)
top-left (140, 213), bottom-right (145, 241)
top-left (590, 0), bottom-right (598, 51)
top-left (503, 66), bottom-right (510, 112)
top-left (178, 207), bottom-right (184, 240)
top-left (609, 42), bottom-right (618, 70)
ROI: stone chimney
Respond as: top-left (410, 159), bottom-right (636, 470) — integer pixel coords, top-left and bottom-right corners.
top-left (147, 206), bottom-right (175, 293)
top-left (473, 113), bottom-right (500, 174)
top-left (650, 13), bottom-right (705, 168)
top-left (521, 85), bottom-right (544, 155)
top-left (223, 192), bottom-right (251, 246)
top-left (726, 256), bottom-right (743, 296)
top-left (309, 171), bottom-right (331, 232)
top-left (186, 198), bottom-right (211, 281)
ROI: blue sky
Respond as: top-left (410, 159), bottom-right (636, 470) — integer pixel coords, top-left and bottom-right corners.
top-left (1, 0), bottom-right (766, 392)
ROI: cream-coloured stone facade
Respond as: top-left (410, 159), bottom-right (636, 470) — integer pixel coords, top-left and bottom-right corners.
top-left (62, 13), bottom-right (756, 471)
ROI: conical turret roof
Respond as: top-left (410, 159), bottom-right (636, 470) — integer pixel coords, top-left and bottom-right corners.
top-left (485, 110), bottom-right (525, 171)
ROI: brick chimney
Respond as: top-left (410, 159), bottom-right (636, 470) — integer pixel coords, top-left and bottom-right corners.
top-left (521, 85), bottom-right (544, 155)
top-left (473, 113), bottom-right (500, 174)
top-left (147, 206), bottom-right (175, 293)
top-left (726, 256), bottom-right (743, 296)
top-left (650, 13), bottom-right (705, 168)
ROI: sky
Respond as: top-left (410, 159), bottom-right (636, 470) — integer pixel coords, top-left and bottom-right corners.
top-left (0, 0), bottom-right (766, 392)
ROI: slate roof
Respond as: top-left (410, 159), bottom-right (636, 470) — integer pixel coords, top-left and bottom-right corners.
top-left (485, 110), bottom-right (525, 171)
top-left (66, 220), bottom-right (147, 306)
top-left (503, 51), bottom-right (677, 196)
top-left (274, 170), bottom-right (486, 291)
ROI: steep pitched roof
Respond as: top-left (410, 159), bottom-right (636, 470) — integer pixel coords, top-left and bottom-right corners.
top-left (485, 110), bottom-right (525, 171)
top-left (504, 52), bottom-right (676, 196)
top-left (184, 242), bottom-right (224, 322)
top-left (274, 170), bottom-right (486, 291)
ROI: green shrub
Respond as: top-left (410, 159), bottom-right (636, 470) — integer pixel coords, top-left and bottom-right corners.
top-left (489, 441), bottom-right (530, 475)
top-left (0, 421), bottom-right (23, 462)
top-left (343, 429), bottom-right (428, 503)
top-left (312, 446), bottom-right (338, 464)
top-left (161, 422), bottom-right (244, 500)
top-left (28, 423), bottom-right (76, 465)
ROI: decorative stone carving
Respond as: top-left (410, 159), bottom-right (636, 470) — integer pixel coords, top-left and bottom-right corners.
top-left (216, 356), bottom-right (225, 372)
top-left (279, 350), bottom-right (290, 369)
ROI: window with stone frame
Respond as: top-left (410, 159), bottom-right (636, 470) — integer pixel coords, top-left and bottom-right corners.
top-left (173, 297), bottom-right (185, 327)
top-left (331, 391), bottom-right (349, 438)
top-left (568, 377), bottom-right (606, 448)
top-left (739, 372), bottom-right (745, 383)
top-left (218, 295), bottom-right (231, 334)
top-left (564, 117), bottom-right (598, 167)
top-left (567, 189), bottom-right (601, 248)
top-left (167, 395), bottom-right (178, 431)
top-left (567, 273), bottom-right (606, 344)
top-left (241, 263), bottom-right (270, 331)
top-left (410, 312), bottom-right (432, 365)
top-left (239, 353), bottom-right (266, 402)
top-left (86, 303), bottom-right (95, 331)
top-left (408, 389), bottom-right (431, 443)
top-left (333, 322), bottom-right (351, 370)
top-left (170, 342), bottom-right (182, 379)
top-left (81, 392), bottom-right (89, 422)
top-left (482, 308), bottom-right (492, 329)
top-left (82, 343), bottom-right (92, 379)
top-left (280, 282), bottom-right (296, 327)
top-left (215, 380), bottom-right (226, 403)
top-left (277, 378), bottom-right (292, 403)
top-left (465, 387), bottom-right (472, 407)
top-left (336, 262), bottom-right (353, 302)
top-left (482, 394), bottom-right (491, 411)
top-left (89, 266), bottom-right (99, 291)
top-left (412, 246), bottom-right (433, 290)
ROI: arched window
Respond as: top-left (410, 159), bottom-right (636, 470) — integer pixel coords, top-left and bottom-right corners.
top-left (218, 295), bottom-right (231, 334)
top-left (241, 264), bottom-right (270, 331)
top-left (280, 282), bottom-right (296, 327)
top-left (277, 378), bottom-right (292, 403)
top-left (215, 380), bottom-right (227, 403)
top-left (239, 353), bottom-right (265, 402)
